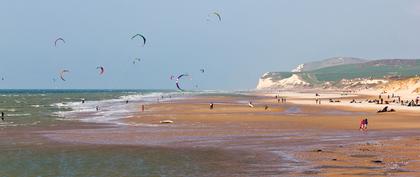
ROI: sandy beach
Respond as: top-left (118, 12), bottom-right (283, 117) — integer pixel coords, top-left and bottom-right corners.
top-left (37, 91), bottom-right (420, 176)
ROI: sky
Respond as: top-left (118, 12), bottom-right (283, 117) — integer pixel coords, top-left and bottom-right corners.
top-left (1, 0), bottom-right (420, 90)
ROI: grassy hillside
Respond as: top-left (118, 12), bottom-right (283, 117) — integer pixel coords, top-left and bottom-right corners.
top-left (309, 59), bottom-right (420, 82)
top-left (261, 72), bottom-right (293, 82)
top-left (300, 57), bottom-right (367, 71)
top-left (263, 59), bottom-right (420, 86)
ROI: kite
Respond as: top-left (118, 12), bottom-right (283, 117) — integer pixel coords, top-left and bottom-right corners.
top-left (96, 66), bottom-right (105, 75)
top-left (176, 74), bottom-right (190, 91)
top-left (133, 58), bottom-right (141, 64)
top-left (54, 38), bottom-right (65, 47)
top-left (131, 34), bottom-right (146, 46)
top-left (59, 69), bottom-right (70, 81)
top-left (208, 12), bottom-right (222, 22)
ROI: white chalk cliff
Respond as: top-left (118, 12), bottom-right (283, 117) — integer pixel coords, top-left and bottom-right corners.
top-left (257, 73), bottom-right (310, 89)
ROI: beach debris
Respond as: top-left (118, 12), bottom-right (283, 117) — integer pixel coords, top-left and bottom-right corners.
top-left (371, 160), bottom-right (383, 164)
top-left (248, 102), bottom-right (254, 108)
top-left (160, 120), bottom-right (174, 124)
top-left (176, 74), bottom-right (190, 92)
top-left (314, 149), bottom-right (323, 152)
top-left (332, 158), bottom-right (337, 161)
top-left (59, 69), bottom-right (70, 81)
top-left (200, 69), bottom-right (205, 73)
top-left (359, 148), bottom-right (370, 151)
top-left (96, 66), bottom-right (105, 75)
top-left (54, 37), bottom-right (65, 47)
top-left (133, 58), bottom-right (141, 64)
top-left (329, 99), bottom-right (340, 103)
top-left (131, 34), bottom-right (146, 46)
top-left (207, 12), bottom-right (222, 22)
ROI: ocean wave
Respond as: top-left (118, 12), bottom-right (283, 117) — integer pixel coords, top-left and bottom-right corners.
top-left (31, 105), bottom-right (41, 108)
top-left (0, 121), bottom-right (40, 127)
top-left (0, 122), bottom-right (17, 127)
top-left (0, 108), bottom-right (16, 112)
top-left (51, 91), bottom-right (180, 126)
top-left (7, 113), bottom-right (31, 117)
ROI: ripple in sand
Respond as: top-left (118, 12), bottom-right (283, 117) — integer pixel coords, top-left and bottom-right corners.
top-left (315, 165), bottom-right (381, 170)
top-left (350, 154), bottom-right (377, 158)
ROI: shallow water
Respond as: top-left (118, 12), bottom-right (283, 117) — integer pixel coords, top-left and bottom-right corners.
top-left (0, 144), bottom-right (251, 177)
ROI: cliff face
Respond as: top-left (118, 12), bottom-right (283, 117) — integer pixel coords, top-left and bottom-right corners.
top-left (256, 73), bottom-right (277, 89)
top-left (257, 73), bottom-right (310, 89)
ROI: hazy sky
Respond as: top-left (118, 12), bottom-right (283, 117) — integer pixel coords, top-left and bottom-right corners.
top-left (1, 0), bottom-right (420, 90)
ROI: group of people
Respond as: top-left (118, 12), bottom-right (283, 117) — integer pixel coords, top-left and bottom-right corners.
top-left (275, 95), bottom-right (287, 103)
top-left (359, 118), bottom-right (368, 131)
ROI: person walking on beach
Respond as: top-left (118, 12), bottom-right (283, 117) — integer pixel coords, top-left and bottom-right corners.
top-left (359, 118), bottom-right (368, 132)
top-left (359, 119), bottom-right (365, 131)
top-left (209, 103), bottom-right (214, 110)
top-left (1, 112), bottom-right (4, 121)
top-left (141, 105), bottom-right (145, 112)
top-left (95, 105), bottom-right (100, 111)
top-left (364, 118), bottom-right (368, 131)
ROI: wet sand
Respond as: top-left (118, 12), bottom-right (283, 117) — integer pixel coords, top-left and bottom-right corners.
top-left (41, 93), bottom-right (420, 176)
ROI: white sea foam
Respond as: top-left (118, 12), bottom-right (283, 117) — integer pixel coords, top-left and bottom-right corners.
top-left (7, 113), bottom-right (32, 117)
top-left (52, 91), bottom-right (182, 125)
